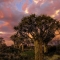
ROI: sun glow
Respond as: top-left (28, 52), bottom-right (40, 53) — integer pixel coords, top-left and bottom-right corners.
top-left (51, 10), bottom-right (60, 18)
top-left (0, 32), bottom-right (6, 34)
top-left (25, 8), bottom-right (29, 14)
top-left (27, 33), bottom-right (33, 38)
top-left (33, 0), bottom-right (40, 4)
top-left (55, 30), bottom-right (60, 35)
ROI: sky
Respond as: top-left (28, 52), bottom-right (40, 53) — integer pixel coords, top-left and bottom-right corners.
top-left (0, 0), bottom-right (60, 46)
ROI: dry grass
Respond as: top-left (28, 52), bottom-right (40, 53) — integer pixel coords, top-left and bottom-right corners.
top-left (44, 54), bottom-right (60, 60)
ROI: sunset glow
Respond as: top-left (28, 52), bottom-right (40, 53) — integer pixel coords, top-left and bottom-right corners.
top-left (25, 8), bottom-right (29, 14)
top-left (55, 30), bottom-right (60, 35)
top-left (51, 10), bottom-right (60, 18)
top-left (33, 0), bottom-right (40, 4)
top-left (27, 33), bottom-right (33, 38)
top-left (0, 32), bottom-right (6, 34)
top-left (0, 0), bottom-right (60, 45)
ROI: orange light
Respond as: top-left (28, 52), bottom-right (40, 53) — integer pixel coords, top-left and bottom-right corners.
top-left (25, 8), bottom-right (29, 14)
top-left (33, 0), bottom-right (39, 4)
top-left (51, 10), bottom-right (60, 18)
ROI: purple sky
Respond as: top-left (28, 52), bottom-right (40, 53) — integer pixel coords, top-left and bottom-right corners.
top-left (0, 0), bottom-right (60, 46)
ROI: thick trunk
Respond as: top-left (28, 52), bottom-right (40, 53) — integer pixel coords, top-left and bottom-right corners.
top-left (14, 42), bottom-right (16, 48)
top-left (44, 43), bottom-right (47, 53)
top-left (34, 40), bottom-right (44, 60)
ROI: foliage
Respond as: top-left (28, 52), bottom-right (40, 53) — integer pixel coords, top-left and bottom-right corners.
top-left (20, 50), bottom-right (34, 60)
top-left (13, 14), bottom-right (60, 60)
top-left (15, 14), bottom-right (60, 44)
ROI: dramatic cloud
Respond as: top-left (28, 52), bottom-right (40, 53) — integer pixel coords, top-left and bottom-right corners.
top-left (0, 0), bottom-right (26, 43)
top-left (27, 0), bottom-right (60, 20)
top-left (0, 0), bottom-right (60, 45)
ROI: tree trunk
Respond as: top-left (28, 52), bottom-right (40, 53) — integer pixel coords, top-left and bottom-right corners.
top-left (44, 43), bottom-right (47, 53)
top-left (14, 42), bottom-right (16, 48)
top-left (34, 40), bottom-right (44, 60)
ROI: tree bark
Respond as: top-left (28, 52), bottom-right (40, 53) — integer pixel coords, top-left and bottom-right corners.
top-left (44, 43), bottom-right (47, 53)
top-left (34, 40), bottom-right (44, 60)
top-left (14, 42), bottom-right (16, 48)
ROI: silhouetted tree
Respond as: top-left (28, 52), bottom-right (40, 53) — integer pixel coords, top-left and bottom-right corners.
top-left (10, 34), bottom-right (24, 50)
top-left (0, 37), bottom-right (5, 45)
top-left (14, 14), bottom-right (60, 60)
top-left (10, 34), bottom-right (18, 48)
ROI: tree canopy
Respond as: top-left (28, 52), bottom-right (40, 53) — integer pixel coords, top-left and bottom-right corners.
top-left (15, 14), bottom-right (60, 44)
top-left (13, 14), bottom-right (60, 60)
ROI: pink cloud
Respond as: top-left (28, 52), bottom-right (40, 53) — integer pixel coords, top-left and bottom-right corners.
top-left (22, 1), bottom-right (28, 11)
top-left (0, 0), bottom-right (60, 45)
top-left (27, 0), bottom-right (60, 20)
top-left (0, 0), bottom-right (27, 42)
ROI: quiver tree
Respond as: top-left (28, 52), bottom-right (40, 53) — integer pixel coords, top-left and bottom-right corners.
top-left (10, 33), bottom-right (25, 51)
top-left (0, 37), bottom-right (5, 48)
top-left (14, 14), bottom-right (60, 60)
top-left (10, 34), bottom-right (20, 48)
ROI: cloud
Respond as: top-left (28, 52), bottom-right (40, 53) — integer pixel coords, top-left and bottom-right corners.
top-left (22, 0), bottom-right (28, 11)
top-left (0, 0), bottom-right (27, 41)
top-left (0, 0), bottom-right (60, 45)
top-left (0, 11), bottom-right (26, 41)
top-left (0, 0), bottom-right (10, 3)
top-left (27, 0), bottom-right (60, 20)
